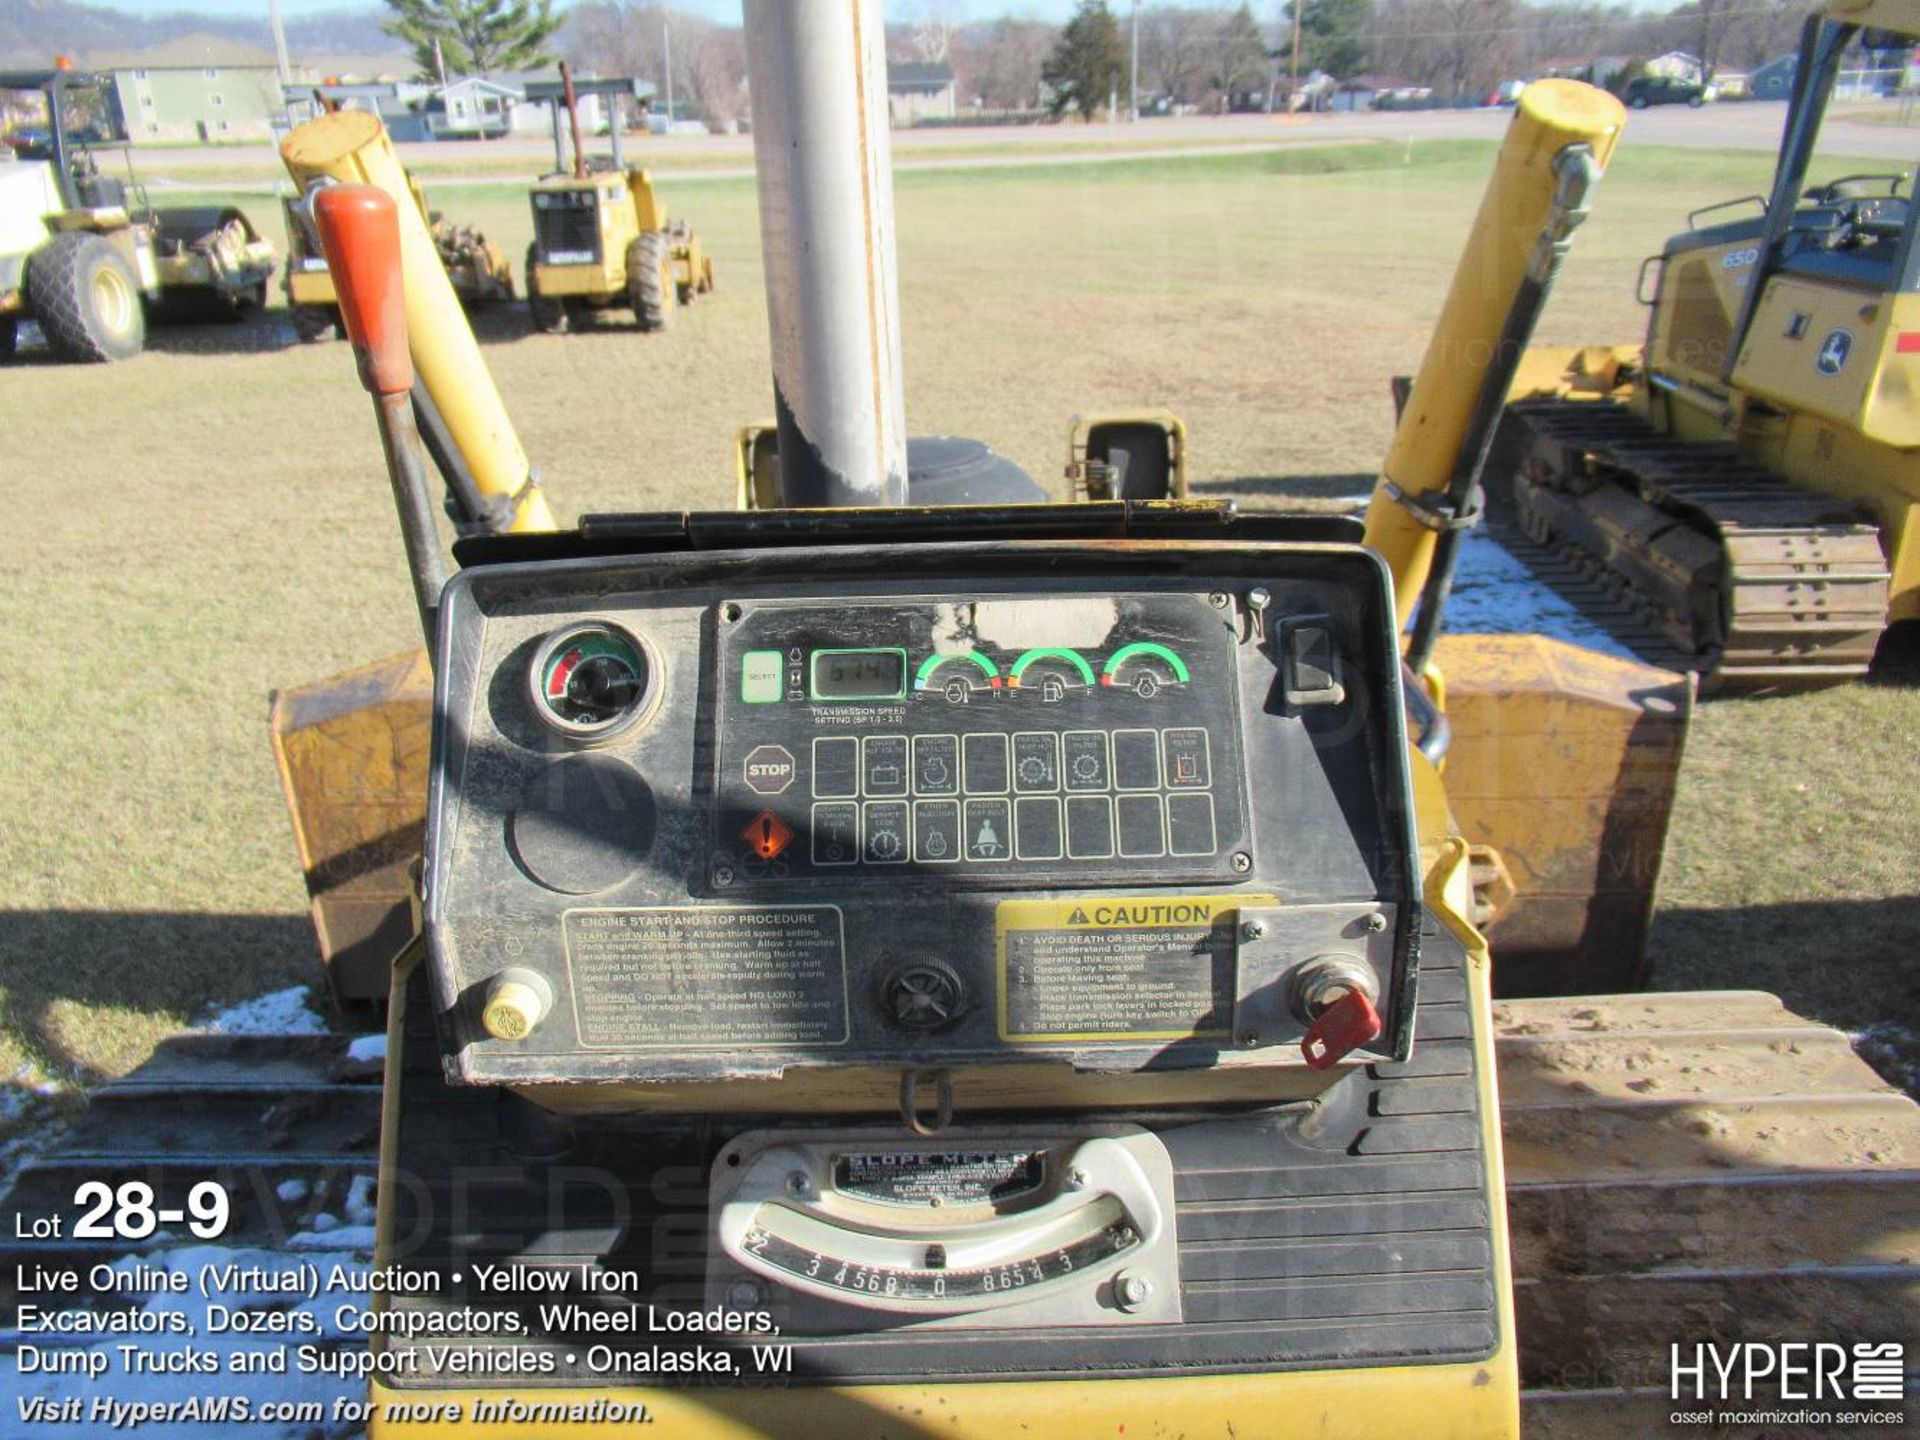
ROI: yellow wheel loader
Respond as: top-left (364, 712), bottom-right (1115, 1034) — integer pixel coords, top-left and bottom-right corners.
top-left (0, 66), bottom-right (275, 361)
top-left (6, 19), bottom-right (1914, 1439)
top-left (283, 168), bottom-right (513, 344)
top-left (1489, 0), bottom-right (1920, 691)
top-left (522, 65), bottom-right (713, 335)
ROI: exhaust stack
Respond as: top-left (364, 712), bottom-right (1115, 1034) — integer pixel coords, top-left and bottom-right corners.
top-left (742, 0), bottom-right (909, 508)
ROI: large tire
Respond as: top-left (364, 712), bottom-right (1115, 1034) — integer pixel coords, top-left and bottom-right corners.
top-left (526, 243), bottom-right (568, 333)
top-left (290, 303), bottom-right (336, 343)
top-left (28, 232), bottom-right (145, 363)
top-left (627, 231), bottom-right (674, 332)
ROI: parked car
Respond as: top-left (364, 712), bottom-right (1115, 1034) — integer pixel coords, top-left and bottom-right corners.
top-left (1622, 75), bottom-right (1708, 108)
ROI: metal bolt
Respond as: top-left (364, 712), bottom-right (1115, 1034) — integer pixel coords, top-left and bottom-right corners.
top-left (722, 602), bottom-right (743, 623)
top-left (1247, 587), bottom-right (1271, 612)
top-left (1065, 1168), bottom-right (1087, 1191)
top-left (1208, 591), bottom-right (1230, 609)
top-left (1240, 919), bottom-right (1266, 942)
top-left (785, 1170), bottom-right (811, 1197)
top-left (1364, 912), bottom-right (1388, 933)
top-left (726, 1279), bottom-right (763, 1308)
top-left (713, 863), bottom-right (736, 888)
top-left (1114, 1270), bottom-right (1153, 1311)
top-left (1229, 851), bottom-right (1252, 874)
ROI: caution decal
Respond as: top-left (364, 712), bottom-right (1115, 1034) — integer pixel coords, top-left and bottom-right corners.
top-left (995, 894), bottom-right (1276, 1043)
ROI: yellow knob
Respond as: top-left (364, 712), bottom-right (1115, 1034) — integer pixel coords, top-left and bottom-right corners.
top-left (482, 977), bottom-right (547, 1041)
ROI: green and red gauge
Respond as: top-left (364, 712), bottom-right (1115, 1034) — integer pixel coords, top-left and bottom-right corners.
top-left (530, 622), bottom-right (655, 740)
top-left (1007, 647), bottom-right (1096, 701)
top-left (914, 649), bottom-right (1000, 703)
top-left (1101, 642), bottom-right (1189, 698)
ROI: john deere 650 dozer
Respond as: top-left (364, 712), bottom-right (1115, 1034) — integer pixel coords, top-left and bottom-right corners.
top-left (1490, 0), bottom-right (1920, 691)
top-left (4, 7), bottom-right (1913, 1436)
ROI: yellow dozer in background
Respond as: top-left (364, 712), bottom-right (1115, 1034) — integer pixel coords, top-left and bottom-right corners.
top-left (523, 65), bottom-right (713, 334)
top-left (283, 166), bottom-right (512, 343)
top-left (1493, 0), bottom-right (1920, 691)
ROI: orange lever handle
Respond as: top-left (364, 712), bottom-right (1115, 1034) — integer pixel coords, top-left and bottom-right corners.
top-left (1301, 989), bottom-right (1383, 1071)
top-left (313, 183), bottom-right (411, 397)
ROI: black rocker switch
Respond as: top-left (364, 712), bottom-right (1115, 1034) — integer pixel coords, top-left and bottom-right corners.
top-left (1281, 616), bottom-right (1346, 707)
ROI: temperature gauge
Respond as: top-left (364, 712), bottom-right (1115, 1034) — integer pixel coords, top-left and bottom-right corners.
top-left (530, 622), bottom-right (655, 740)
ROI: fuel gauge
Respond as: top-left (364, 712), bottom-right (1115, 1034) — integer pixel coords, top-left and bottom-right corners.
top-left (530, 622), bottom-right (655, 741)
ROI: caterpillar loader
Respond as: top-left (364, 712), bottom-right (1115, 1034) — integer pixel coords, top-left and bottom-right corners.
top-left (0, 66), bottom-right (275, 362)
top-left (522, 64), bottom-right (713, 335)
top-left (1489, 0), bottom-right (1920, 691)
top-left (283, 168), bottom-right (513, 344)
top-left (3, 11), bottom-right (1915, 1438)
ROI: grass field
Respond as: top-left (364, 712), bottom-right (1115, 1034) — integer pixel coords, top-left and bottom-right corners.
top-left (2, 139), bottom-right (1915, 1112)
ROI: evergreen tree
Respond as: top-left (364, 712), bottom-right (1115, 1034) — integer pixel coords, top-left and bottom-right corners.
top-left (1041, 0), bottom-right (1127, 120)
top-left (384, 0), bottom-right (562, 79)
top-left (1287, 0), bottom-right (1373, 80)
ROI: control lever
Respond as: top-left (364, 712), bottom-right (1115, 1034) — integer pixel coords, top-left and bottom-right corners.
top-left (312, 183), bottom-right (445, 649)
top-left (1300, 989), bottom-right (1383, 1070)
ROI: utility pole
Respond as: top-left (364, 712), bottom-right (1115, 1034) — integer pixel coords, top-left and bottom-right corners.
top-left (663, 19), bottom-right (675, 125)
top-left (1129, 0), bottom-right (1140, 121)
top-left (1289, 0), bottom-right (1304, 112)
top-left (267, 0), bottom-right (291, 86)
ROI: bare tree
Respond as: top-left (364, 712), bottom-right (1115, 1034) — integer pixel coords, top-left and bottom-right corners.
top-left (560, 3), bottom-right (746, 124)
top-left (1138, 6), bottom-right (1220, 105)
top-left (966, 17), bottom-right (1057, 110)
top-left (1364, 0), bottom-right (1518, 95)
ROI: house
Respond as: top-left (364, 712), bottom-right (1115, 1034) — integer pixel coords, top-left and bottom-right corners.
top-left (426, 75), bottom-right (526, 139)
top-left (1330, 75), bottom-right (1425, 112)
top-left (307, 80), bottom-right (437, 142)
top-left (1646, 50), bottom-right (1706, 83)
top-left (1750, 54), bottom-right (1798, 100)
top-left (307, 72), bottom-right (625, 144)
top-left (95, 42), bottom-right (286, 144)
top-left (888, 61), bottom-right (955, 125)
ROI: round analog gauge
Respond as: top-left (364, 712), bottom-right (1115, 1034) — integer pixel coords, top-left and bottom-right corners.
top-left (529, 622), bottom-right (655, 741)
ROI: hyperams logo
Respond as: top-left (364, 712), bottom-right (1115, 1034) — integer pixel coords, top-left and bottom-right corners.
top-left (1669, 1342), bottom-right (1906, 1428)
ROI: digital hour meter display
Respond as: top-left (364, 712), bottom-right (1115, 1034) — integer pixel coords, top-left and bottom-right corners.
top-left (811, 648), bottom-right (907, 701)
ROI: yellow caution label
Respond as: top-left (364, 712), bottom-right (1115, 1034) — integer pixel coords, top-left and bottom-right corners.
top-left (995, 894), bottom-right (1276, 1043)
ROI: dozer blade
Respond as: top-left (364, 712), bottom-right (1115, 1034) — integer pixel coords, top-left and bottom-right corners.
top-left (1430, 634), bottom-right (1690, 999)
top-left (268, 651), bottom-right (432, 1006)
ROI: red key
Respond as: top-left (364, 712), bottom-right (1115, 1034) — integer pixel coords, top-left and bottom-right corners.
top-left (1300, 989), bottom-right (1383, 1070)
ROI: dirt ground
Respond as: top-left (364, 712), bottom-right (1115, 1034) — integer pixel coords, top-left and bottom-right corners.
top-left (1, 138), bottom-right (1915, 1109)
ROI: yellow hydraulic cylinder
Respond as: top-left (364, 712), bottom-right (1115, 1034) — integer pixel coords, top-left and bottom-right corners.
top-left (1364, 80), bottom-right (1625, 629)
top-left (282, 110), bottom-right (557, 533)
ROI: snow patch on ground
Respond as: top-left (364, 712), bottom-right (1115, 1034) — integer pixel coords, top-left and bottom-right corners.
top-left (197, 986), bottom-right (329, 1038)
top-left (1323, 499), bottom-right (1639, 662)
top-left (4, 1240), bottom-right (370, 1438)
top-left (1436, 530), bottom-right (1639, 661)
top-left (345, 1034), bottom-right (386, 1064)
top-left (1855, 1023), bottom-right (1920, 1099)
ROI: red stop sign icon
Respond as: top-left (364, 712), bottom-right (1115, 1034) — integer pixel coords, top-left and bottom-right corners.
top-left (744, 744), bottom-right (796, 795)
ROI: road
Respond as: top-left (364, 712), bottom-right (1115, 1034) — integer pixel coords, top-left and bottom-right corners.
top-left (133, 97), bottom-right (1919, 187)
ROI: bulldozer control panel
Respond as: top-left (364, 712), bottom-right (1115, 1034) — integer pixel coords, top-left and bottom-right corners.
top-left (388, 511), bottom-right (1502, 1367)
top-left (425, 516), bottom-right (1421, 1089)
